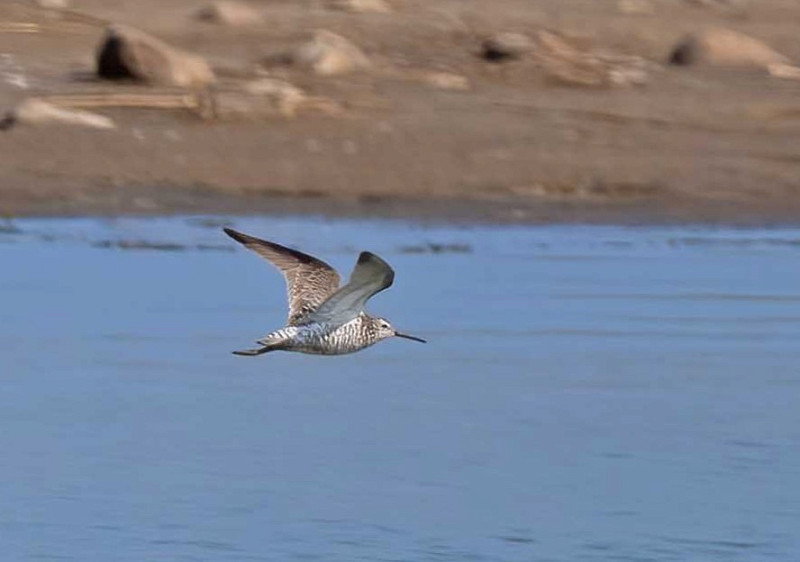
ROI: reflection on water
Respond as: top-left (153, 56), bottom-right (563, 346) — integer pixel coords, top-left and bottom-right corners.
top-left (2, 218), bottom-right (799, 561)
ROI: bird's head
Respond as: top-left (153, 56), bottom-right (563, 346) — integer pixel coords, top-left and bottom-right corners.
top-left (375, 317), bottom-right (426, 344)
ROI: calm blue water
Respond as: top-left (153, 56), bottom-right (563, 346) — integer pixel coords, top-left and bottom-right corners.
top-left (1, 217), bottom-right (799, 561)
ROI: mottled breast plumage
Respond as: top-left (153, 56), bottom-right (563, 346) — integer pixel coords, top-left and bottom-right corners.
top-left (288, 316), bottom-right (382, 355)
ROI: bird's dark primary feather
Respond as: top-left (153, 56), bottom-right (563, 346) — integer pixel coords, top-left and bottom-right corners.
top-left (223, 228), bottom-right (341, 325)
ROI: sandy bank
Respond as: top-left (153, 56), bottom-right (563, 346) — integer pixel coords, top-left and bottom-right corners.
top-left (2, 0), bottom-right (800, 224)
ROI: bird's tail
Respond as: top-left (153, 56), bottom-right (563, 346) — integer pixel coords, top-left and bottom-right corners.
top-left (233, 329), bottom-right (291, 357)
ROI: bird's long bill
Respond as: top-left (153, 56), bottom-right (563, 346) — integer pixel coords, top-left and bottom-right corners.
top-left (395, 332), bottom-right (427, 343)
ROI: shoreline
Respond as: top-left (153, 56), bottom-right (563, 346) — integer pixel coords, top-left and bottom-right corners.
top-left (6, 184), bottom-right (800, 227)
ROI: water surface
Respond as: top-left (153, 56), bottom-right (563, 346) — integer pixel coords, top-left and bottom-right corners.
top-left (2, 218), bottom-right (799, 561)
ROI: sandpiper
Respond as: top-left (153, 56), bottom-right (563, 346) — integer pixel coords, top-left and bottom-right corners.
top-left (224, 228), bottom-right (426, 356)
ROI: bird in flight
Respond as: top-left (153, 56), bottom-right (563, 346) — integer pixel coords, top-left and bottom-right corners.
top-left (224, 228), bottom-right (426, 356)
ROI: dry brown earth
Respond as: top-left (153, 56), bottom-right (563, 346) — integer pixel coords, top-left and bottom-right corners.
top-left (2, 0), bottom-right (800, 223)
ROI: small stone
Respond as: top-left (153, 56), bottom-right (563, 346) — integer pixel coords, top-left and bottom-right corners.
top-left (197, 82), bottom-right (340, 120)
top-left (305, 138), bottom-right (323, 153)
top-left (617, 0), bottom-right (654, 14)
top-left (424, 71), bottom-right (470, 90)
top-left (197, 91), bottom-right (271, 119)
top-left (2, 98), bottom-right (115, 129)
top-left (607, 59), bottom-right (650, 87)
top-left (97, 24), bottom-right (215, 87)
top-left (244, 77), bottom-right (303, 97)
top-left (669, 28), bottom-right (789, 69)
top-left (768, 63), bottom-right (800, 80)
top-left (684, 0), bottom-right (748, 9)
top-left (285, 30), bottom-right (370, 76)
top-left (33, 0), bottom-right (70, 8)
top-left (327, 0), bottom-right (391, 13)
top-left (537, 31), bottom-right (607, 86)
top-left (537, 31), bottom-right (649, 88)
top-left (195, 1), bottom-right (263, 26)
top-left (481, 32), bottom-right (535, 62)
top-left (342, 140), bottom-right (358, 155)
top-left (243, 78), bottom-right (307, 117)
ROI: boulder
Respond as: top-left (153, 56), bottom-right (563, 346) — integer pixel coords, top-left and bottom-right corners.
top-left (670, 28), bottom-right (789, 69)
top-left (285, 30), bottom-right (370, 76)
top-left (481, 32), bottom-right (535, 62)
top-left (195, 1), bottom-right (263, 26)
top-left (2, 98), bottom-right (115, 130)
top-left (97, 24), bottom-right (215, 87)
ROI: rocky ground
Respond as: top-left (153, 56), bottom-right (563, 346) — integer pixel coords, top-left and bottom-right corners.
top-left (2, 0), bottom-right (800, 223)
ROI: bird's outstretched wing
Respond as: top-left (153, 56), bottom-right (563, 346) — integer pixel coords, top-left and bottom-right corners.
top-left (301, 251), bottom-right (394, 326)
top-left (224, 228), bottom-right (341, 325)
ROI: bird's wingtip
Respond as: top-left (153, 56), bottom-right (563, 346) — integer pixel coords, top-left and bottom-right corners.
top-left (357, 251), bottom-right (377, 263)
top-left (224, 228), bottom-right (252, 245)
top-left (223, 227), bottom-right (241, 239)
top-left (357, 251), bottom-right (392, 270)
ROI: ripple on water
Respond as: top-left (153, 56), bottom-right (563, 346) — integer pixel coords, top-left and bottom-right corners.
top-left (2, 218), bottom-right (800, 562)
